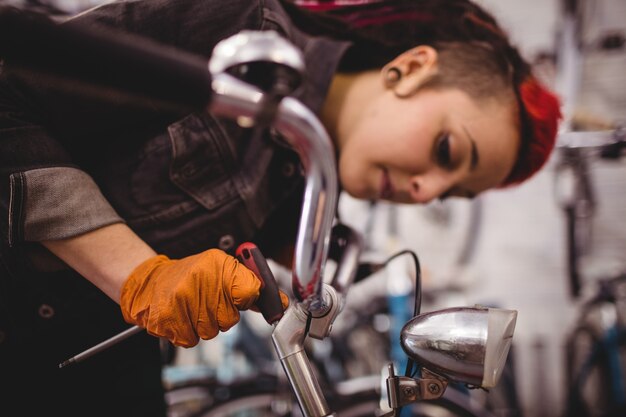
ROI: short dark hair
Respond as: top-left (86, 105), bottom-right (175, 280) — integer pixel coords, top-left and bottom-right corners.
top-left (283, 0), bottom-right (562, 185)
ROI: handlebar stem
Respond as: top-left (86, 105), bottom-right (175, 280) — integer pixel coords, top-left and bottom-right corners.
top-left (271, 225), bottom-right (362, 416)
top-left (272, 303), bottom-right (332, 417)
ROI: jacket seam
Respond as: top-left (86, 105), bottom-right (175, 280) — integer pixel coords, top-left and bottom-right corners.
top-left (7, 173), bottom-right (25, 248)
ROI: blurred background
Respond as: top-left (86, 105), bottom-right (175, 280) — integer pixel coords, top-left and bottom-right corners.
top-left (2, 1), bottom-right (624, 416)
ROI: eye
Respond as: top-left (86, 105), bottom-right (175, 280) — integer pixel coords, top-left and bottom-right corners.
top-left (435, 133), bottom-right (452, 167)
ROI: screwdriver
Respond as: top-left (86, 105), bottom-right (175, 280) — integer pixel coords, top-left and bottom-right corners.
top-left (58, 242), bottom-right (285, 369)
top-left (235, 242), bottom-right (285, 326)
top-left (58, 325), bottom-right (142, 368)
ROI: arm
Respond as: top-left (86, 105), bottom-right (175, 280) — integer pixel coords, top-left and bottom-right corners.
top-left (42, 223), bottom-right (156, 303)
top-left (1, 0), bottom-right (286, 348)
top-left (41, 222), bottom-right (270, 348)
top-left (0, 60), bottom-right (265, 349)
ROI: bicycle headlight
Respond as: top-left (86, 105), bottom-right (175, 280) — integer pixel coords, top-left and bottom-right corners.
top-left (400, 306), bottom-right (517, 388)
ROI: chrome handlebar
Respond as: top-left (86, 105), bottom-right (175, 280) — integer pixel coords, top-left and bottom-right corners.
top-left (209, 30), bottom-right (338, 314)
top-left (210, 73), bottom-right (338, 313)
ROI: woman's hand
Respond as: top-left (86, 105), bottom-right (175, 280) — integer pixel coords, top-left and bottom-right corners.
top-left (121, 249), bottom-right (267, 347)
top-left (43, 223), bottom-right (288, 348)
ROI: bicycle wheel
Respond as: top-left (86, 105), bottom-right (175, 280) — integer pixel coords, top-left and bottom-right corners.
top-left (177, 386), bottom-right (371, 417)
top-left (197, 392), bottom-right (296, 417)
top-left (165, 373), bottom-right (292, 417)
top-left (565, 324), bottom-right (626, 417)
top-left (196, 392), bottom-right (494, 417)
top-left (186, 380), bottom-right (379, 417)
top-left (398, 387), bottom-right (498, 417)
top-left (167, 373), bottom-right (497, 417)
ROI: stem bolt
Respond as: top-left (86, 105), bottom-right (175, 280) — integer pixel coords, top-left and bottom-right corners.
top-left (428, 383), bottom-right (440, 394)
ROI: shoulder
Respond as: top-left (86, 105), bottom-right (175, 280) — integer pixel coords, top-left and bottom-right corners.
top-left (69, 0), bottom-right (267, 56)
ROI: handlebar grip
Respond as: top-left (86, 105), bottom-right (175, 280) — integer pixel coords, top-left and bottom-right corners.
top-left (236, 242), bottom-right (284, 325)
top-left (0, 7), bottom-right (212, 110)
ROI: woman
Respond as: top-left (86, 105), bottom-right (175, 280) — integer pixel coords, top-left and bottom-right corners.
top-left (0, 0), bottom-right (560, 415)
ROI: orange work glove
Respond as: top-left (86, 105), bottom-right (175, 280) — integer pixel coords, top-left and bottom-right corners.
top-left (120, 248), bottom-right (288, 347)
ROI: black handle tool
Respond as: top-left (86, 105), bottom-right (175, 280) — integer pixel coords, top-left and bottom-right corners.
top-left (236, 242), bottom-right (285, 325)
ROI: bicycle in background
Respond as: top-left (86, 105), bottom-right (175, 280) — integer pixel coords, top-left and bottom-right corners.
top-left (553, 127), bottom-right (626, 417)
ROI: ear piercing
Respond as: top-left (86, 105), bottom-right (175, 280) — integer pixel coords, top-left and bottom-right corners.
top-left (383, 65), bottom-right (420, 98)
top-left (384, 66), bottom-right (402, 87)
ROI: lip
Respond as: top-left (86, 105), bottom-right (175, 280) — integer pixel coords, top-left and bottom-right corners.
top-left (379, 168), bottom-right (394, 200)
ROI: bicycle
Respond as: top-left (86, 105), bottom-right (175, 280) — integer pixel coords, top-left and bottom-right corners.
top-left (162, 237), bottom-right (512, 417)
top-left (161, 211), bottom-right (517, 417)
top-left (160, 188), bottom-right (520, 417)
top-left (1, 9), bottom-right (520, 417)
top-left (564, 273), bottom-right (626, 417)
top-left (553, 127), bottom-right (626, 417)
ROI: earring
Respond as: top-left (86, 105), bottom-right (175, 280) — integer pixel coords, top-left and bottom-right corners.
top-left (384, 66), bottom-right (402, 88)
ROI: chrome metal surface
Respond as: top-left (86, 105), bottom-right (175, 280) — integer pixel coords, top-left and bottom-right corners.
top-left (58, 325), bottom-right (143, 368)
top-left (208, 72), bottom-right (265, 122)
top-left (210, 71), bottom-right (338, 312)
top-left (400, 307), bottom-right (489, 386)
top-left (272, 303), bottom-right (309, 359)
top-left (273, 96), bottom-right (338, 311)
top-left (272, 304), bottom-right (331, 417)
top-left (281, 351), bottom-right (331, 417)
top-left (328, 224), bottom-right (363, 297)
top-left (307, 285), bottom-right (341, 340)
top-left (385, 364), bottom-right (447, 411)
top-left (208, 30), bottom-right (305, 76)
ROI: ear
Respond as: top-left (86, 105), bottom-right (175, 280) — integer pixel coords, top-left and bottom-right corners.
top-left (381, 46), bottom-right (438, 97)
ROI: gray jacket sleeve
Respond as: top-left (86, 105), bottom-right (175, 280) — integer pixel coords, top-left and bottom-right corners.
top-left (8, 167), bottom-right (123, 244)
top-left (0, 77), bottom-right (123, 245)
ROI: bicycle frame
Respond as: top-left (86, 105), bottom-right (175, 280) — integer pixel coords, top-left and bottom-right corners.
top-left (553, 129), bottom-right (625, 298)
top-left (566, 274), bottom-right (626, 416)
top-left (555, 129), bottom-right (626, 417)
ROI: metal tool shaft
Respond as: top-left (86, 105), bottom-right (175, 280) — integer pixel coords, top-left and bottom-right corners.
top-left (58, 325), bottom-right (143, 368)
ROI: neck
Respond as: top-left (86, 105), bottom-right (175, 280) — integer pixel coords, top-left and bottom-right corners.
top-left (321, 70), bottom-right (382, 152)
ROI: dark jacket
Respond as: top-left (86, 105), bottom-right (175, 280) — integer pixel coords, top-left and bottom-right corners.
top-left (0, 0), bottom-right (348, 415)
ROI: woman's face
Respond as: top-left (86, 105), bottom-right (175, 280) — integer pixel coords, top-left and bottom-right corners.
top-left (337, 86), bottom-right (520, 204)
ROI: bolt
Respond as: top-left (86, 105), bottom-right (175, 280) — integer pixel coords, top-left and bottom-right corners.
top-left (428, 383), bottom-right (440, 394)
top-left (402, 386), bottom-right (415, 397)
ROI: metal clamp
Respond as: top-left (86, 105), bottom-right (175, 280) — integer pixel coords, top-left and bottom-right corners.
top-left (385, 364), bottom-right (448, 411)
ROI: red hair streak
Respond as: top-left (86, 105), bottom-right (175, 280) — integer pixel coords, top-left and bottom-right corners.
top-left (502, 77), bottom-right (562, 186)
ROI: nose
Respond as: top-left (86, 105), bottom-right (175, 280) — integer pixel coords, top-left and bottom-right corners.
top-left (408, 174), bottom-right (453, 204)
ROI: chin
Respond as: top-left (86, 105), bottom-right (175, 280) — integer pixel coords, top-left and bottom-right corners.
top-left (342, 184), bottom-right (372, 201)
top-left (338, 168), bottom-right (374, 200)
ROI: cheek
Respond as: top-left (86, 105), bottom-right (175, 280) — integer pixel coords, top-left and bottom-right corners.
top-left (369, 114), bottom-right (431, 162)
top-left (350, 96), bottom-right (402, 143)
top-left (337, 149), bottom-right (370, 198)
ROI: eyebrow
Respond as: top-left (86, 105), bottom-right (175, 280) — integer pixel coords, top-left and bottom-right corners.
top-left (463, 126), bottom-right (480, 171)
